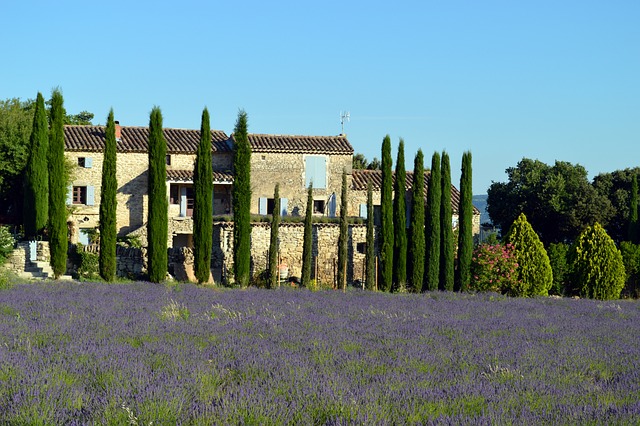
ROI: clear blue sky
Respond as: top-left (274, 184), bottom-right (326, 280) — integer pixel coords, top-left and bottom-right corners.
top-left (2, 0), bottom-right (639, 194)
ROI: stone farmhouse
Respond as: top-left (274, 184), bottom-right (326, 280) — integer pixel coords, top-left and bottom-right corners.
top-left (63, 122), bottom-right (480, 284)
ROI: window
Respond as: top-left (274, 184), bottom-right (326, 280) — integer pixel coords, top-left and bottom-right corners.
top-left (305, 155), bottom-right (327, 189)
top-left (77, 157), bottom-right (92, 168)
top-left (259, 197), bottom-right (288, 215)
top-left (356, 242), bottom-right (366, 254)
top-left (71, 186), bottom-right (94, 206)
top-left (166, 155), bottom-right (172, 166)
top-left (313, 200), bottom-right (325, 215)
top-left (170, 185), bottom-right (180, 204)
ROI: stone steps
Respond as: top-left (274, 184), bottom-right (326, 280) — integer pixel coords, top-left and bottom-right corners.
top-left (19, 260), bottom-right (73, 281)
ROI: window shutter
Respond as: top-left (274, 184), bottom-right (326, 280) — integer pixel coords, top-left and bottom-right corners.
top-left (78, 230), bottom-right (90, 245)
top-left (280, 198), bottom-right (288, 216)
top-left (359, 203), bottom-right (367, 219)
top-left (180, 187), bottom-right (187, 217)
top-left (305, 156), bottom-right (327, 189)
top-left (259, 197), bottom-right (268, 215)
top-left (85, 157), bottom-right (93, 168)
top-left (328, 193), bottom-right (337, 217)
top-left (66, 186), bottom-right (73, 205)
top-left (86, 186), bottom-right (95, 206)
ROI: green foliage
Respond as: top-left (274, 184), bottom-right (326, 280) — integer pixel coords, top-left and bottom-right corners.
top-left (365, 181), bottom-right (376, 290)
top-left (268, 184), bottom-right (281, 289)
top-left (593, 167), bottom-right (640, 243)
top-left (74, 244), bottom-right (99, 280)
top-left (23, 92), bottom-right (49, 239)
top-left (628, 174), bottom-right (639, 243)
top-left (456, 151), bottom-right (473, 292)
top-left (568, 223), bottom-right (625, 300)
top-left (48, 89), bottom-right (68, 279)
top-left (470, 243), bottom-right (521, 293)
top-left (380, 135), bottom-right (394, 292)
top-left (232, 110), bottom-right (251, 287)
top-left (424, 152), bottom-right (441, 291)
top-left (440, 151), bottom-right (454, 291)
top-left (392, 140), bottom-right (407, 291)
top-left (488, 159), bottom-right (614, 246)
top-left (0, 225), bottom-right (15, 265)
top-left (547, 242), bottom-right (569, 296)
top-left (194, 108), bottom-right (213, 284)
top-left (99, 109), bottom-right (118, 282)
top-left (147, 107), bottom-right (168, 283)
top-left (408, 150), bottom-right (425, 292)
top-left (504, 213), bottom-right (553, 296)
top-left (302, 183), bottom-right (314, 287)
top-left (337, 170), bottom-right (349, 290)
top-left (619, 241), bottom-right (640, 298)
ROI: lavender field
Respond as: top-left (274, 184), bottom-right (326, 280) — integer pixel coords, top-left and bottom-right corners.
top-left (1, 281), bottom-right (639, 425)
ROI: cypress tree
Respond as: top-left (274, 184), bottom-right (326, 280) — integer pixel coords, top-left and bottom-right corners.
top-left (99, 109), bottom-right (118, 282)
top-left (628, 174), bottom-right (639, 243)
top-left (456, 151), bottom-right (473, 292)
top-left (268, 184), bottom-right (281, 289)
top-left (365, 180), bottom-right (376, 290)
top-left (232, 110), bottom-right (251, 287)
top-left (48, 89), bottom-right (68, 279)
top-left (380, 135), bottom-right (394, 292)
top-left (24, 92), bottom-right (49, 239)
top-left (440, 151), bottom-right (454, 291)
top-left (337, 169), bottom-right (349, 290)
top-left (408, 149), bottom-right (425, 292)
top-left (147, 107), bottom-right (168, 283)
top-left (504, 213), bottom-right (554, 296)
top-left (424, 152), bottom-right (441, 291)
top-left (393, 139), bottom-right (407, 291)
top-left (301, 182), bottom-right (314, 287)
top-left (193, 107), bottom-right (213, 284)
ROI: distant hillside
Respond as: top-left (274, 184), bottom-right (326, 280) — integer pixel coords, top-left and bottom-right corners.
top-left (472, 194), bottom-right (490, 225)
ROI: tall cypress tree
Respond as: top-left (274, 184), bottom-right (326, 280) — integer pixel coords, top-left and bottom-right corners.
top-left (628, 174), bottom-right (639, 243)
top-left (392, 139), bottom-right (407, 291)
top-left (48, 88), bottom-right (67, 279)
top-left (268, 184), bottom-right (281, 289)
top-left (147, 107), bottom-right (168, 283)
top-left (99, 109), bottom-right (118, 282)
top-left (301, 182), bottom-right (314, 287)
top-left (440, 151), bottom-right (454, 291)
top-left (456, 151), bottom-right (473, 292)
top-left (24, 92), bottom-right (49, 239)
top-left (232, 110), bottom-right (251, 287)
top-left (366, 180), bottom-right (376, 290)
top-left (408, 149), bottom-right (425, 292)
top-left (380, 135), bottom-right (394, 292)
top-left (194, 107), bottom-right (213, 284)
top-left (337, 169), bottom-right (349, 290)
top-left (424, 152), bottom-right (441, 291)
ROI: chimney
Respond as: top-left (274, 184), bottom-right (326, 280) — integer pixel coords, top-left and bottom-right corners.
top-left (115, 120), bottom-right (122, 141)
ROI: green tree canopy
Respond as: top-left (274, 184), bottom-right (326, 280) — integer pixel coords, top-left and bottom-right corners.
top-left (232, 110), bottom-right (252, 287)
top-left (99, 109), bottom-right (118, 282)
top-left (23, 93), bottom-right (49, 238)
top-left (592, 167), bottom-right (640, 243)
top-left (147, 106), bottom-right (168, 283)
top-left (193, 107), bottom-right (213, 284)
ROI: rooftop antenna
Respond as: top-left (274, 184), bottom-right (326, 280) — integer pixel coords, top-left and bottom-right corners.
top-left (340, 111), bottom-right (350, 135)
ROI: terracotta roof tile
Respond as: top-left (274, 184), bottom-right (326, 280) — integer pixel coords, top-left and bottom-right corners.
top-left (64, 125), bottom-right (230, 153)
top-left (351, 169), bottom-right (479, 215)
top-left (231, 134), bottom-right (353, 154)
top-left (166, 169), bottom-right (233, 183)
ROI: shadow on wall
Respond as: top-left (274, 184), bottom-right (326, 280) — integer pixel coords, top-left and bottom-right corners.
top-left (118, 170), bottom-right (148, 235)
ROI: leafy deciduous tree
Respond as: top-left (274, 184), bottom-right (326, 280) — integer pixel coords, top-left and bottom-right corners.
top-left (194, 107), bottom-right (213, 284)
top-left (628, 174), bottom-right (639, 243)
top-left (147, 106), bottom-right (168, 283)
top-left (99, 109), bottom-right (118, 282)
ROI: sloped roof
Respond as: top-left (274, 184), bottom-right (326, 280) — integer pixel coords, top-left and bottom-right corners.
top-left (231, 133), bottom-right (353, 155)
top-left (64, 125), bottom-right (230, 154)
top-left (166, 169), bottom-right (233, 183)
top-left (351, 169), bottom-right (480, 215)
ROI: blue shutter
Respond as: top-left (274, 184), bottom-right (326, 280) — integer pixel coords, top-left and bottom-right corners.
top-left (280, 198), bottom-right (288, 216)
top-left (328, 193), bottom-right (337, 217)
top-left (85, 157), bottom-right (93, 168)
top-left (78, 229), bottom-right (90, 245)
top-left (67, 186), bottom-right (73, 205)
top-left (180, 187), bottom-right (187, 217)
top-left (86, 186), bottom-right (95, 206)
top-left (305, 156), bottom-right (326, 189)
top-left (359, 203), bottom-right (367, 219)
top-left (259, 197), bottom-right (267, 215)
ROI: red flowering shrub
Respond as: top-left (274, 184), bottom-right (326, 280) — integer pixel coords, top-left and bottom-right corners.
top-left (470, 243), bottom-right (521, 294)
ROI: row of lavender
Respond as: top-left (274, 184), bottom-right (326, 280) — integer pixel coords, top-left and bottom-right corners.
top-left (1, 281), bottom-right (639, 424)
